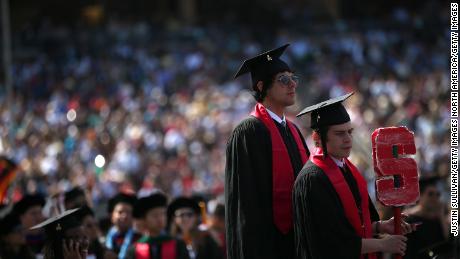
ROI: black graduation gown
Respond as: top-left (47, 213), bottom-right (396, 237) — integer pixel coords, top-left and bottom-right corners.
top-left (404, 215), bottom-right (449, 259)
top-left (292, 160), bottom-right (379, 259)
top-left (194, 231), bottom-right (224, 259)
top-left (225, 116), bottom-right (309, 259)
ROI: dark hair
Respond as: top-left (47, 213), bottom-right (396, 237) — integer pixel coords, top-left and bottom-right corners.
top-left (313, 126), bottom-right (330, 156)
top-left (419, 176), bottom-right (440, 194)
top-left (253, 76), bottom-right (275, 102)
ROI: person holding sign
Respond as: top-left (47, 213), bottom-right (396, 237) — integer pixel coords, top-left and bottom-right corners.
top-left (292, 92), bottom-right (417, 259)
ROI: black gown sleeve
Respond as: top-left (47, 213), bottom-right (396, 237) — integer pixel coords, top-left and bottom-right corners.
top-left (225, 117), bottom-right (275, 259)
top-left (293, 162), bottom-right (362, 259)
top-left (176, 239), bottom-right (191, 259)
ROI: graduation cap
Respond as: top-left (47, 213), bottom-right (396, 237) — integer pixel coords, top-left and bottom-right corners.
top-left (133, 193), bottom-right (167, 219)
top-left (64, 187), bottom-right (85, 205)
top-left (30, 208), bottom-right (82, 239)
top-left (296, 92), bottom-right (354, 129)
top-left (107, 192), bottom-right (137, 214)
top-left (13, 194), bottom-right (46, 216)
top-left (234, 44), bottom-right (291, 88)
top-left (167, 197), bottom-right (200, 221)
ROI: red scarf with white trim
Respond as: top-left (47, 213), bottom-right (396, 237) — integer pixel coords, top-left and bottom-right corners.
top-left (251, 103), bottom-right (309, 234)
top-left (311, 148), bottom-right (376, 259)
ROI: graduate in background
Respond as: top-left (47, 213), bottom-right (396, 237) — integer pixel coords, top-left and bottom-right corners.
top-left (293, 93), bottom-right (417, 259)
top-left (0, 211), bottom-right (35, 259)
top-left (225, 44), bottom-right (309, 259)
top-left (404, 176), bottom-right (453, 259)
top-left (105, 193), bottom-right (141, 259)
top-left (12, 193), bottom-right (46, 255)
top-left (168, 197), bottom-right (221, 259)
top-left (125, 193), bottom-right (190, 259)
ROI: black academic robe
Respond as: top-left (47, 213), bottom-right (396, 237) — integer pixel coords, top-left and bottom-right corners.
top-left (404, 215), bottom-right (450, 259)
top-left (225, 116), bottom-right (309, 259)
top-left (292, 160), bottom-right (379, 259)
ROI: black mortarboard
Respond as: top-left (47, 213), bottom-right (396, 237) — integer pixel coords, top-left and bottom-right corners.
top-left (64, 187), bottom-right (85, 205)
top-left (234, 44), bottom-right (291, 88)
top-left (296, 92), bottom-right (354, 129)
top-left (107, 193), bottom-right (137, 214)
top-left (77, 205), bottom-right (95, 219)
top-left (0, 212), bottom-right (22, 236)
top-left (13, 194), bottom-right (46, 216)
top-left (133, 193), bottom-right (167, 219)
top-left (167, 197), bottom-right (200, 221)
top-left (30, 208), bottom-right (82, 240)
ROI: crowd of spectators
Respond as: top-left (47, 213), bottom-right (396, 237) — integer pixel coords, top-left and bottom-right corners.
top-left (0, 3), bottom-right (450, 212)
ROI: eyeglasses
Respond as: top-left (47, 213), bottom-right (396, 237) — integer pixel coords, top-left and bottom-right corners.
top-left (276, 74), bottom-right (300, 86)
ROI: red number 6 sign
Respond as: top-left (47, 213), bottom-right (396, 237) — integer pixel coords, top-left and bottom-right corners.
top-left (372, 126), bottom-right (420, 206)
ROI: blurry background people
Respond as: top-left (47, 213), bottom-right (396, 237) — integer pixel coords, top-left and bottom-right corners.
top-left (403, 176), bottom-right (452, 259)
top-left (12, 194), bottom-right (46, 255)
top-left (105, 193), bottom-right (140, 259)
top-left (0, 211), bottom-right (35, 259)
top-left (79, 205), bottom-right (117, 259)
top-left (32, 208), bottom-right (90, 259)
top-left (0, 1), bottom-right (452, 258)
top-left (207, 201), bottom-right (226, 258)
top-left (0, 1), bottom-right (449, 233)
top-left (168, 197), bottom-right (222, 259)
top-left (126, 193), bottom-right (190, 259)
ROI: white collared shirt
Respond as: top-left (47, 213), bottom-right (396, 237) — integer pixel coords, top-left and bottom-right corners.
top-left (266, 108), bottom-right (286, 125)
top-left (330, 155), bottom-right (345, 168)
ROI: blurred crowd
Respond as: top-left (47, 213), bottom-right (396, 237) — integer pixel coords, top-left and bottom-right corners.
top-left (0, 188), bottom-right (226, 259)
top-left (0, 0), bottom-right (454, 255)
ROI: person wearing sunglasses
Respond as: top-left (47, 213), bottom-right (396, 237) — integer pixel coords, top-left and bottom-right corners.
top-left (167, 197), bottom-right (222, 259)
top-left (403, 176), bottom-right (453, 259)
top-left (225, 44), bottom-right (310, 259)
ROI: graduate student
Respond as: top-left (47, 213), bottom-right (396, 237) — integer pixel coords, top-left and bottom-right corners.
top-left (225, 44), bottom-right (309, 259)
top-left (293, 92), bottom-right (417, 259)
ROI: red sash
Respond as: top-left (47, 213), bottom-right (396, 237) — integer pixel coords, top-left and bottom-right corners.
top-left (251, 103), bottom-right (309, 234)
top-left (135, 239), bottom-right (177, 259)
top-left (311, 148), bottom-right (376, 259)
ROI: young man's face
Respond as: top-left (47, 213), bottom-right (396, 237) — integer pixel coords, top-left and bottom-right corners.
top-left (20, 205), bottom-right (44, 230)
top-left (111, 203), bottom-right (133, 232)
top-left (420, 185), bottom-right (442, 210)
top-left (325, 122), bottom-right (354, 159)
top-left (144, 207), bottom-right (167, 234)
top-left (264, 71), bottom-right (298, 107)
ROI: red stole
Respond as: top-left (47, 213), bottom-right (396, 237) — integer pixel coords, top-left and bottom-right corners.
top-left (135, 239), bottom-right (177, 259)
top-left (311, 148), bottom-right (376, 259)
top-left (251, 103), bottom-right (309, 234)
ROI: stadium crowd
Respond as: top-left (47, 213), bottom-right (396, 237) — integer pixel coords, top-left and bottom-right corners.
top-left (0, 1), bottom-right (454, 258)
